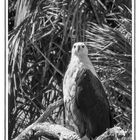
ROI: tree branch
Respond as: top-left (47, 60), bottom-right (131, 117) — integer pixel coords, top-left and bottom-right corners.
top-left (13, 122), bottom-right (81, 140)
top-left (13, 99), bottom-right (128, 140)
top-left (95, 126), bottom-right (126, 140)
top-left (13, 99), bottom-right (81, 140)
top-left (36, 99), bottom-right (63, 123)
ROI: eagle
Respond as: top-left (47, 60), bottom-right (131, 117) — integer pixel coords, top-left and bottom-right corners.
top-left (63, 42), bottom-right (113, 139)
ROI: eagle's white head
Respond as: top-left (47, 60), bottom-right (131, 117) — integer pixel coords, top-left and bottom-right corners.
top-left (71, 42), bottom-right (88, 57)
top-left (70, 42), bottom-right (98, 78)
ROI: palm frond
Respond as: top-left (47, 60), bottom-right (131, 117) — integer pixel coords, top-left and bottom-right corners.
top-left (85, 21), bottom-right (132, 130)
top-left (8, 0), bottom-right (132, 139)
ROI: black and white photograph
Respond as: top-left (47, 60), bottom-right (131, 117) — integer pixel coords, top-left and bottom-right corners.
top-left (7, 0), bottom-right (134, 140)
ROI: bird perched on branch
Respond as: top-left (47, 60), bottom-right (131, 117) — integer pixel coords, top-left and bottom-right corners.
top-left (63, 42), bottom-right (113, 139)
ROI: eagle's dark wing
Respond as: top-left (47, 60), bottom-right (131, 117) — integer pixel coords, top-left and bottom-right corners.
top-left (74, 68), bottom-right (113, 138)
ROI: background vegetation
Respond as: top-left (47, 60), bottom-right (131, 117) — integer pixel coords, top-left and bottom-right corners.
top-left (8, 0), bottom-right (132, 139)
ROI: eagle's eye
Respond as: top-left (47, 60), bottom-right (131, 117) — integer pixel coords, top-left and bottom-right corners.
top-left (81, 45), bottom-right (85, 48)
top-left (73, 45), bottom-right (76, 48)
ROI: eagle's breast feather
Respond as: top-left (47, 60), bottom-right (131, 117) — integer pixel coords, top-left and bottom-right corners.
top-left (63, 58), bottom-right (84, 103)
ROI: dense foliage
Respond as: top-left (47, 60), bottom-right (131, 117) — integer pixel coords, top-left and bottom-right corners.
top-left (8, 0), bottom-right (132, 139)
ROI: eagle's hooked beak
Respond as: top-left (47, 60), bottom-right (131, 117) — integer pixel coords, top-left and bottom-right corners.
top-left (77, 46), bottom-right (80, 52)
